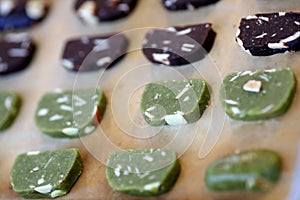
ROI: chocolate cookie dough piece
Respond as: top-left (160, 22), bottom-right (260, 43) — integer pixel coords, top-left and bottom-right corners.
top-left (106, 149), bottom-right (181, 196)
top-left (205, 150), bottom-right (282, 191)
top-left (161, 0), bottom-right (219, 11)
top-left (0, 33), bottom-right (35, 75)
top-left (142, 23), bottom-right (216, 66)
top-left (236, 12), bottom-right (300, 56)
top-left (219, 68), bottom-right (296, 121)
top-left (74, 0), bottom-right (138, 25)
top-left (35, 88), bottom-right (106, 138)
top-left (10, 149), bottom-right (83, 199)
top-left (140, 79), bottom-right (210, 126)
top-left (0, 0), bottom-right (49, 31)
top-left (0, 91), bottom-right (21, 131)
top-left (61, 34), bottom-right (128, 72)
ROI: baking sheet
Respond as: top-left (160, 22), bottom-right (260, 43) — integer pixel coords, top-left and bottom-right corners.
top-left (1, 0), bottom-right (300, 199)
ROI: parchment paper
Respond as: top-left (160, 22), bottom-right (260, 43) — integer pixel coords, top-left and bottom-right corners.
top-left (1, 0), bottom-right (300, 199)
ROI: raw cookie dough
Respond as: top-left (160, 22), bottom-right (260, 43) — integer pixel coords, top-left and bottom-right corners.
top-left (0, 33), bottom-right (35, 75)
top-left (35, 88), bottom-right (106, 138)
top-left (74, 0), bottom-right (138, 25)
top-left (0, 90), bottom-right (21, 131)
top-left (161, 0), bottom-right (219, 11)
top-left (10, 148), bottom-right (83, 199)
top-left (219, 68), bottom-right (296, 121)
top-left (140, 79), bottom-right (210, 126)
top-left (205, 149), bottom-right (282, 191)
top-left (61, 33), bottom-right (128, 72)
top-left (142, 23), bottom-right (216, 66)
top-left (0, 0), bottom-right (49, 31)
top-left (236, 12), bottom-right (300, 56)
top-left (106, 149), bottom-right (181, 196)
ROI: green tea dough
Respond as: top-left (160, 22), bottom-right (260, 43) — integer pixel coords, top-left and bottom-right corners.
top-left (205, 149), bottom-right (282, 191)
top-left (10, 149), bottom-right (83, 199)
top-left (0, 91), bottom-right (21, 131)
top-left (35, 88), bottom-right (106, 138)
top-left (140, 79), bottom-right (210, 126)
top-left (106, 149), bottom-right (181, 196)
top-left (219, 68), bottom-right (296, 121)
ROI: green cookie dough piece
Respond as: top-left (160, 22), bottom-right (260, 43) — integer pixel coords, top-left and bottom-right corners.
top-left (220, 68), bottom-right (296, 121)
top-left (10, 149), bottom-right (83, 199)
top-left (0, 91), bottom-right (21, 131)
top-left (35, 88), bottom-right (106, 138)
top-left (106, 149), bottom-right (181, 196)
top-left (205, 149), bottom-right (282, 192)
top-left (140, 79), bottom-right (210, 126)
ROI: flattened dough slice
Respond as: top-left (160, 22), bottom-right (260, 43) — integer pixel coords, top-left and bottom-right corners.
top-left (0, 0), bottom-right (49, 31)
top-left (74, 0), bottom-right (138, 25)
top-left (142, 23), bottom-right (216, 66)
top-left (61, 33), bottom-right (128, 72)
top-left (236, 12), bottom-right (300, 56)
top-left (0, 90), bottom-right (21, 131)
top-left (106, 149), bottom-right (181, 196)
top-left (10, 149), bottom-right (83, 199)
top-left (0, 33), bottom-right (35, 75)
top-left (35, 88), bottom-right (106, 138)
top-left (205, 149), bottom-right (282, 191)
top-left (220, 68), bottom-right (296, 121)
top-left (140, 79), bottom-right (210, 126)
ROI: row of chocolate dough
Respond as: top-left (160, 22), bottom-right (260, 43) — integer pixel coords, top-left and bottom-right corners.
top-left (0, 0), bottom-right (222, 32)
top-left (1, 11), bottom-right (299, 74)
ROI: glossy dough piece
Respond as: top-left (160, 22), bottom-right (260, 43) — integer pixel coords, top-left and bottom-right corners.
top-left (74, 0), bottom-right (138, 25)
top-left (10, 149), bottom-right (83, 199)
top-left (0, 0), bottom-right (49, 31)
top-left (236, 12), bottom-right (300, 56)
top-left (106, 149), bottom-right (181, 196)
top-left (219, 68), bottom-right (296, 121)
top-left (142, 23), bottom-right (216, 66)
top-left (0, 33), bottom-right (35, 75)
top-left (161, 0), bottom-right (219, 11)
top-left (61, 34), bottom-right (128, 72)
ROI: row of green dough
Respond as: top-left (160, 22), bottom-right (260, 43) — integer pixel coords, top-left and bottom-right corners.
top-left (10, 148), bottom-right (282, 198)
top-left (2, 68), bottom-right (296, 136)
